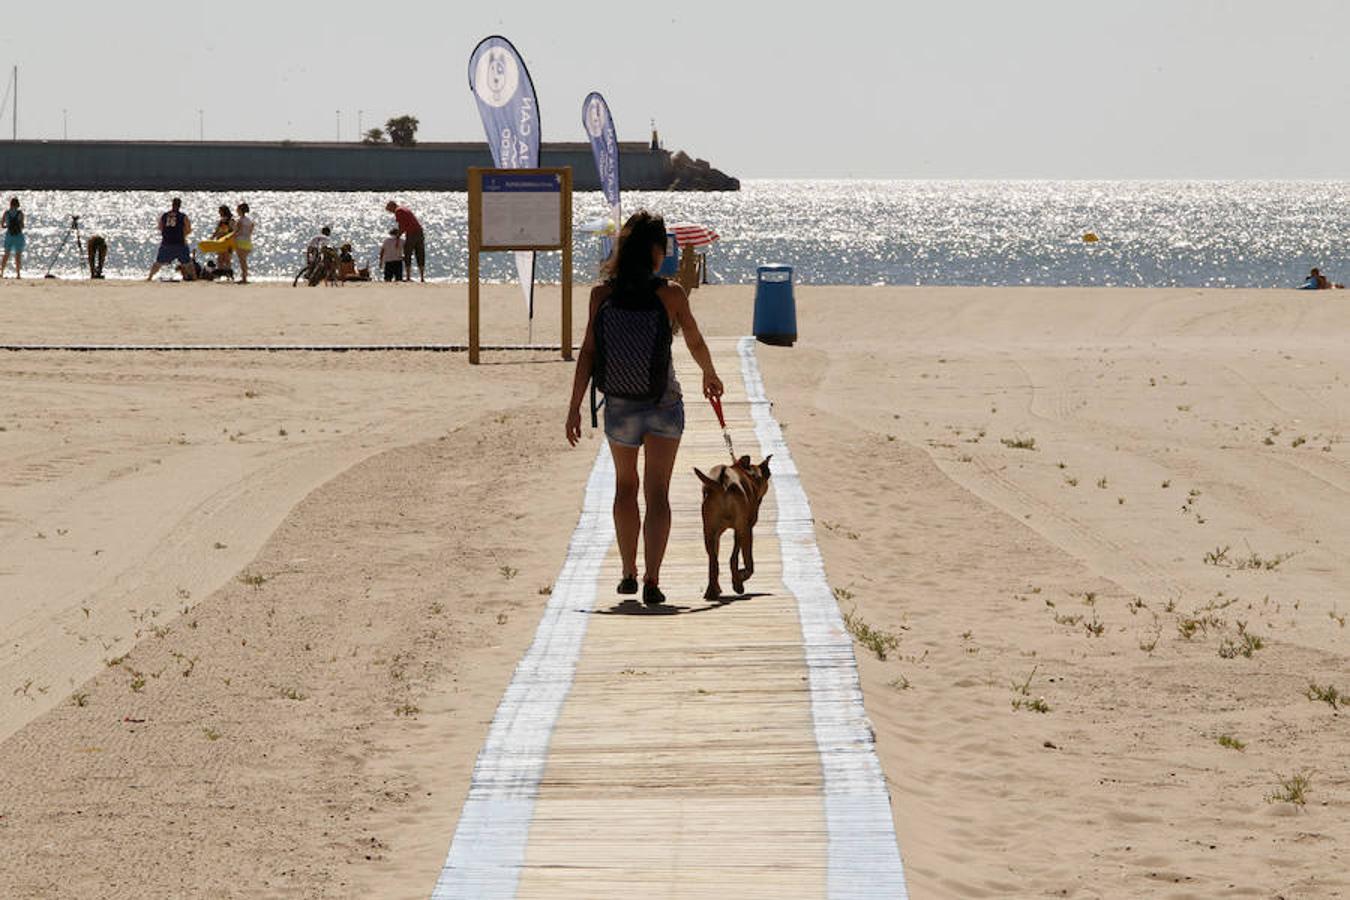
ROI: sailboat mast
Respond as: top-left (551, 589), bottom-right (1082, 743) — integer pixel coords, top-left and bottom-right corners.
top-left (11, 66), bottom-right (16, 141)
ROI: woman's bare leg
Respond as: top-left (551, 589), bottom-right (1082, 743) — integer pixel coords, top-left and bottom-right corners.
top-left (641, 435), bottom-right (681, 586)
top-left (609, 441), bottom-right (641, 579)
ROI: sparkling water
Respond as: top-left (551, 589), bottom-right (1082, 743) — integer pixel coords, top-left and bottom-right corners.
top-left (7, 181), bottom-right (1347, 287)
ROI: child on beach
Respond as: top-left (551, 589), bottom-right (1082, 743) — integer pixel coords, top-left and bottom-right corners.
top-left (338, 243), bottom-right (368, 281)
top-left (380, 229), bottom-right (404, 282)
top-left (2, 197), bottom-right (26, 279)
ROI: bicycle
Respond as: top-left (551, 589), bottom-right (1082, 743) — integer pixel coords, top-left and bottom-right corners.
top-left (292, 244), bottom-right (339, 287)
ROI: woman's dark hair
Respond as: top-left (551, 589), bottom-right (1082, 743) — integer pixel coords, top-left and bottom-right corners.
top-left (218, 205), bottom-right (231, 218)
top-left (603, 210), bottom-right (667, 290)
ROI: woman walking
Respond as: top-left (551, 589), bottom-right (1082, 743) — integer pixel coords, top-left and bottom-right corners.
top-left (1, 197), bottom-right (26, 279)
top-left (566, 211), bottom-right (724, 605)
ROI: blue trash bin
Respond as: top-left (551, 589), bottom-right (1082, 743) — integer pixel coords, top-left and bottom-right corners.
top-left (753, 264), bottom-right (796, 346)
top-left (657, 233), bottom-right (680, 278)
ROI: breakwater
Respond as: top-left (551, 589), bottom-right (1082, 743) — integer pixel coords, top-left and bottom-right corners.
top-left (0, 140), bottom-right (737, 192)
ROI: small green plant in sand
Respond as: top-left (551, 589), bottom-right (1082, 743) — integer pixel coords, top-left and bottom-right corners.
top-left (887, 675), bottom-right (912, 691)
top-left (129, 674), bottom-right (146, 693)
top-left (1138, 624), bottom-right (1161, 655)
top-left (832, 586), bottom-right (854, 603)
top-left (1010, 666), bottom-right (1050, 713)
top-left (538, 585), bottom-right (553, 596)
top-left (1204, 545), bottom-right (1231, 566)
top-left (1218, 632), bottom-right (1264, 659)
top-left (1305, 683), bottom-right (1347, 710)
top-left (238, 572), bottom-right (267, 589)
top-left (1064, 476), bottom-right (1079, 487)
top-left (1000, 436), bottom-right (1037, 451)
top-left (498, 565), bottom-right (519, 580)
top-left (203, 727), bottom-right (222, 741)
top-left (1206, 544), bottom-right (1296, 571)
top-left (394, 703), bottom-right (421, 717)
top-left (70, 691), bottom-right (89, 708)
top-left (1161, 479), bottom-right (1172, 488)
top-left (1053, 613), bottom-right (1083, 627)
top-left (1083, 614), bottom-right (1105, 637)
top-left (1291, 435), bottom-right (1307, 448)
top-left (279, 686), bottom-right (307, 701)
top-left (1267, 771), bottom-right (1312, 806)
top-left (841, 607), bottom-right (901, 661)
top-left (1217, 734), bottom-right (1246, 751)
top-left (1234, 550), bottom-right (1297, 571)
top-left (1096, 477), bottom-right (1108, 489)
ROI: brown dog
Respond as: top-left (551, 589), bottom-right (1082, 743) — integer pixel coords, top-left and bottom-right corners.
top-left (694, 455), bottom-right (772, 601)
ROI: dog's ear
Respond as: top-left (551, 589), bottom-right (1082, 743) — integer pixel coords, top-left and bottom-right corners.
top-left (694, 467), bottom-right (721, 488)
top-left (759, 455), bottom-right (773, 478)
top-left (738, 455), bottom-right (752, 469)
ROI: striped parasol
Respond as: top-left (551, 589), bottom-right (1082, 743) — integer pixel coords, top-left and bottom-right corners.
top-left (668, 223), bottom-right (720, 251)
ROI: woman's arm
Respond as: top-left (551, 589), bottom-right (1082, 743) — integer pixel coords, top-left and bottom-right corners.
top-left (565, 286), bottom-right (608, 446)
top-left (661, 284), bottom-right (723, 399)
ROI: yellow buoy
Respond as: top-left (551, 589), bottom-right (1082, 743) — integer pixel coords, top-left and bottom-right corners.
top-left (1082, 232), bottom-right (1099, 243)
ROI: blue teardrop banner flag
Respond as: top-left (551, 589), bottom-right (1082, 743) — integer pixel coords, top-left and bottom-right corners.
top-left (582, 92), bottom-right (621, 234)
top-left (468, 35), bottom-right (540, 321)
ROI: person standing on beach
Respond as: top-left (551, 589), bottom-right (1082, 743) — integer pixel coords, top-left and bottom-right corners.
top-left (380, 228), bottom-right (405, 282)
top-left (147, 198), bottom-right (194, 281)
top-left (233, 203), bottom-right (255, 284)
top-left (87, 234), bottom-right (108, 279)
top-left (1, 197), bottom-right (26, 279)
top-left (565, 210), bottom-right (724, 606)
top-left (211, 205), bottom-right (236, 273)
top-left (385, 200), bottom-right (425, 282)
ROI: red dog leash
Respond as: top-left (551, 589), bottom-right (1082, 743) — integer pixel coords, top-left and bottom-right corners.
top-left (708, 394), bottom-right (736, 462)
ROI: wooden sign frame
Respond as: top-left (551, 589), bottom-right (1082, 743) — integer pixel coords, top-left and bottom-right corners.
top-left (467, 167), bottom-right (573, 365)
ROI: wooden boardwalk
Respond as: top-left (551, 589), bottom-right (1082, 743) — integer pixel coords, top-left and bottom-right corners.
top-left (433, 339), bottom-right (906, 899)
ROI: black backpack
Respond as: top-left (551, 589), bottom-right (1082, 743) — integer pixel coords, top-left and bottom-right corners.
top-left (593, 278), bottom-right (672, 402)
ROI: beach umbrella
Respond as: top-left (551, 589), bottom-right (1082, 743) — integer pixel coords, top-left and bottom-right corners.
top-left (668, 223), bottom-right (720, 252)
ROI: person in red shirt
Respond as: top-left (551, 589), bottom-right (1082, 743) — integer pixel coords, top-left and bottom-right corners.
top-left (385, 200), bottom-right (425, 282)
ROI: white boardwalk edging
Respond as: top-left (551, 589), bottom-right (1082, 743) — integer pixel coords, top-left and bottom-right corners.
top-left (738, 336), bottom-right (910, 899)
top-left (431, 444), bottom-right (614, 900)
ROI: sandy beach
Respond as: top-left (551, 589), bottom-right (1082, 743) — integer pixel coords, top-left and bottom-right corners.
top-left (1, 280), bottom-right (1347, 898)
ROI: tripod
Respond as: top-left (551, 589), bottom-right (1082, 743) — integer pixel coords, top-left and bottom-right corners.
top-left (42, 215), bottom-right (83, 279)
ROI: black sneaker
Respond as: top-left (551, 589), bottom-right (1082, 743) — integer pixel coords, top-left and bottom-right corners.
top-left (642, 583), bottom-right (666, 606)
top-left (617, 575), bottom-right (639, 595)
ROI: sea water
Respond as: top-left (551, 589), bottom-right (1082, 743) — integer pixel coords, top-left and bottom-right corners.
top-left (8, 180), bottom-right (1347, 287)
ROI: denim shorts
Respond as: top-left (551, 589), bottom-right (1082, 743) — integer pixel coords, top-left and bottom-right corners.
top-left (3, 232), bottom-right (24, 254)
top-left (156, 242), bottom-right (191, 265)
top-left (603, 395), bottom-right (685, 447)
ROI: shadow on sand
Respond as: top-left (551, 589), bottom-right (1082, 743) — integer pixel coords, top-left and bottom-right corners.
top-left (588, 592), bottom-right (773, 617)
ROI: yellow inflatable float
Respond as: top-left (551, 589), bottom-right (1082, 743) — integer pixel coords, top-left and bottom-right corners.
top-left (1082, 232), bottom-right (1100, 243)
top-left (198, 236), bottom-right (235, 254)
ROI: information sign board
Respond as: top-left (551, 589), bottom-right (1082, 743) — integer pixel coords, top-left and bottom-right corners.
top-left (480, 172), bottom-right (564, 250)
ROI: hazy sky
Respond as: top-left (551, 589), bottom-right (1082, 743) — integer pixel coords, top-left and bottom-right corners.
top-left (1, 1), bottom-right (1346, 178)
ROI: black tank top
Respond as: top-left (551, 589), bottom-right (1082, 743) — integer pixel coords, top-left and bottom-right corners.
top-left (160, 210), bottom-right (187, 245)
